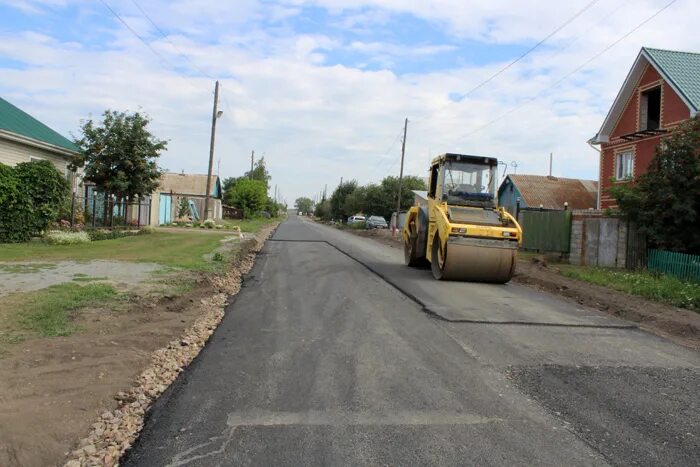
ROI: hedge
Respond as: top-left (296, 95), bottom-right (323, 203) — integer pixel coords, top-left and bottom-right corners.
top-left (0, 161), bottom-right (70, 243)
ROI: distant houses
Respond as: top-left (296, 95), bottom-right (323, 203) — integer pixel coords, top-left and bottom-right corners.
top-left (590, 47), bottom-right (700, 208)
top-left (0, 97), bottom-right (80, 192)
top-left (498, 174), bottom-right (597, 215)
top-left (150, 172), bottom-right (223, 225)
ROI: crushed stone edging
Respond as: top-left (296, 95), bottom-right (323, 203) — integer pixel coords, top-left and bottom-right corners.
top-left (63, 225), bottom-right (277, 467)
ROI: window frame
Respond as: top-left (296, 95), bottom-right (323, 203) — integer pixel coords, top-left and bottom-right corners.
top-left (615, 149), bottom-right (634, 181)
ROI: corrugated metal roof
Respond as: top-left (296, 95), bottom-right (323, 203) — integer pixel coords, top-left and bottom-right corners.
top-left (644, 47), bottom-right (700, 111)
top-left (507, 175), bottom-right (597, 210)
top-left (0, 97), bottom-right (78, 152)
top-left (160, 172), bottom-right (221, 197)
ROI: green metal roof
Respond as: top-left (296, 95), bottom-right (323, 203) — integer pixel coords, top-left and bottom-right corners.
top-left (0, 97), bottom-right (78, 152)
top-left (644, 47), bottom-right (700, 111)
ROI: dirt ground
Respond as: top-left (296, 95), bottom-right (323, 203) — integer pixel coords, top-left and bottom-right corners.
top-left (0, 232), bottom-right (269, 467)
top-left (0, 261), bottom-right (161, 296)
top-left (347, 227), bottom-right (700, 350)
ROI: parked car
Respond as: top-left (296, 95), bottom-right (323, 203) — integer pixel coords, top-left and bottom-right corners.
top-left (347, 215), bottom-right (366, 225)
top-left (365, 216), bottom-right (388, 229)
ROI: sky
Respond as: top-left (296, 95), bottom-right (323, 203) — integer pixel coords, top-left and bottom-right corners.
top-left (1, 0), bottom-right (698, 205)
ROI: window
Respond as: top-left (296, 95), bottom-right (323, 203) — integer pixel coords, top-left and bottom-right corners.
top-left (640, 86), bottom-right (661, 130)
top-left (428, 165), bottom-right (439, 198)
top-left (616, 150), bottom-right (634, 180)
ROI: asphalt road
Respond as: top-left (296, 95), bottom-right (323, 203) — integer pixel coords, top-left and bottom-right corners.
top-left (123, 214), bottom-right (700, 466)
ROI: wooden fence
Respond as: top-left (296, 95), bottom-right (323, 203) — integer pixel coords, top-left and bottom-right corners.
top-left (648, 249), bottom-right (700, 283)
top-left (519, 209), bottom-right (572, 253)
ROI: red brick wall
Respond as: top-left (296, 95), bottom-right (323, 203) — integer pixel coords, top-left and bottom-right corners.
top-left (599, 63), bottom-right (691, 208)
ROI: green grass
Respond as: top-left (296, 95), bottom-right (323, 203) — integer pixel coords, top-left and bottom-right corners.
top-left (221, 217), bottom-right (278, 233)
top-left (72, 276), bottom-right (109, 282)
top-left (17, 283), bottom-right (118, 337)
top-left (558, 265), bottom-right (700, 310)
top-left (0, 263), bottom-right (57, 274)
top-left (0, 231), bottom-right (235, 271)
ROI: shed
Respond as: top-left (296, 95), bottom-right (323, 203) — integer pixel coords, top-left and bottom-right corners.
top-left (498, 175), bottom-right (598, 215)
top-left (150, 172), bottom-right (222, 225)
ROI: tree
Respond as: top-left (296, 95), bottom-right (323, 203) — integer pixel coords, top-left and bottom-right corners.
top-left (376, 175), bottom-right (427, 220)
top-left (330, 180), bottom-right (358, 221)
top-left (246, 157), bottom-right (271, 189)
top-left (343, 186), bottom-right (367, 216)
top-left (222, 176), bottom-right (244, 205)
top-left (610, 115), bottom-right (700, 254)
top-left (295, 197), bottom-right (314, 213)
top-left (315, 199), bottom-right (331, 220)
top-left (229, 179), bottom-right (267, 218)
top-left (71, 110), bottom-right (166, 201)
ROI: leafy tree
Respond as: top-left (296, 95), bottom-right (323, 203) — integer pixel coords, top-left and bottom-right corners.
top-left (295, 197), bottom-right (314, 213)
top-left (71, 110), bottom-right (166, 201)
top-left (315, 199), bottom-right (331, 220)
top-left (246, 157), bottom-right (271, 189)
top-left (222, 176), bottom-right (244, 206)
top-left (330, 180), bottom-right (358, 221)
top-left (343, 186), bottom-right (367, 216)
top-left (229, 179), bottom-right (267, 218)
top-left (609, 115), bottom-right (700, 254)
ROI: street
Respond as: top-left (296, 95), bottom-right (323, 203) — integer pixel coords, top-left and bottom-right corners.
top-left (123, 214), bottom-right (699, 466)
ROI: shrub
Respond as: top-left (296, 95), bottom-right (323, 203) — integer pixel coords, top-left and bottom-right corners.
top-left (138, 226), bottom-right (156, 235)
top-left (44, 231), bottom-right (91, 245)
top-left (203, 219), bottom-right (216, 229)
top-left (215, 224), bottom-right (223, 229)
top-left (1, 162), bottom-right (68, 243)
top-left (87, 229), bottom-right (139, 241)
top-left (212, 252), bottom-right (224, 262)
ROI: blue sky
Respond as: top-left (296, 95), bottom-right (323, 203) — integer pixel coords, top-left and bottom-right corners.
top-left (1, 0), bottom-right (698, 204)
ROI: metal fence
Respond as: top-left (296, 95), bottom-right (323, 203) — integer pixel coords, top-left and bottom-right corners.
top-left (519, 209), bottom-right (572, 253)
top-left (648, 249), bottom-right (700, 283)
top-left (67, 193), bottom-right (151, 230)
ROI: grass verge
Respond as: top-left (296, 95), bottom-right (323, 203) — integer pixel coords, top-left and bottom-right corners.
top-left (0, 232), bottom-right (233, 271)
top-left (18, 283), bottom-right (118, 338)
top-left (558, 265), bottom-right (700, 310)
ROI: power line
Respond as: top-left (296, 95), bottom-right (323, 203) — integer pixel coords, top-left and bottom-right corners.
top-left (414, 0), bottom-right (601, 123)
top-left (129, 0), bottom-right (215, 80)
top-left (98, 0), bottom-right (205, 93)
top-left (374, 127), bottom-right (406, 170)
top-left (459, 0), bottom-right (679, 140)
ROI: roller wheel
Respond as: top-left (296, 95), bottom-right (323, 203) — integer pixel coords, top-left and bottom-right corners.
top-left (431, 235), bottom-right (447, 280)
top-left (404, 233), bottom-right (419, 267)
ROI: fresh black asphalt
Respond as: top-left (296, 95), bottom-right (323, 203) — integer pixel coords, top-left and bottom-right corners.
top-left (123, 214), bottom-right (700, 466)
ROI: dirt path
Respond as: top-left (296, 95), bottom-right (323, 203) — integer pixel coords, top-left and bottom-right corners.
top-left (0, 226), bottom-right (277, 467)
top-left (340, 225), bottom-right (700, 350)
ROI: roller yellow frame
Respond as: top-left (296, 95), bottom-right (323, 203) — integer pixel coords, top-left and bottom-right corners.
top-left (402, 153), bottom-right (522, 282)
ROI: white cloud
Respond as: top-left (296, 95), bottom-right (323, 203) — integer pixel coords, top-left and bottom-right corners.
top-left (1, 0), bottom-right (699, 205)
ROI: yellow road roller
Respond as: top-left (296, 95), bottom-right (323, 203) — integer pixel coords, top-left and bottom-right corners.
top-left (403, 153), bottom-right (522, 282)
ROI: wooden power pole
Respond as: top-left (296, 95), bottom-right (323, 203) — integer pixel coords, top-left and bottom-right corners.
top-left (204, 80), bottom-right (220, 221)
top-left (394, 117), bottom-right (408, 233)
top-left (250, 150), bottom-right (255, 176)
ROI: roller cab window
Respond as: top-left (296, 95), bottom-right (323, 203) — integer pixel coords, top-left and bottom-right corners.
top-left (441, 161), bottom-right (496, 208)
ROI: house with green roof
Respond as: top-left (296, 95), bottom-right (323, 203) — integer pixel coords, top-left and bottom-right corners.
top-left (590, 47), bottom-right (700, 209)
top-left (0, 96), bottom-right (80, 191)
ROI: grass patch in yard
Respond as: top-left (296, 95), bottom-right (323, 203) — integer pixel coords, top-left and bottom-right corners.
top-left (0, 263), bottom-right (57, 274)
top-left (558, 265), bottom-right (700, 310)
top-left (0, 232), bottom-right (234, 271)
top-left (72, 276), bottom-right (109, 282)
top-left (18, 283), bottom-right (118, 337)
top-left (222, 217), bottom-right (278, 233)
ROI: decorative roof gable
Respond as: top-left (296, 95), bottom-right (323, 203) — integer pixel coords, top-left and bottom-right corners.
top-left (593, 47), bottom-right (700, 143)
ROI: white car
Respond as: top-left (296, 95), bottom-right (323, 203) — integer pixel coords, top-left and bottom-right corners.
top-left (347, 215), bottom-right (366, 225)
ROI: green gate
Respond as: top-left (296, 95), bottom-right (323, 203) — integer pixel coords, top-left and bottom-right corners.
top-left (520, 210), bottom-right (572, 253)
top-left (648, 249), bottom-right (700, 283)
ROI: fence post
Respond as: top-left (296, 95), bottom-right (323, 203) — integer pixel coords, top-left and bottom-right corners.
top-left (124, 199), bottom-right (129, 229)
top-left (110, 198), bottom-right (114, 229)
top-left (70, 193), bottom-right (76, 228)
top-left (91, 194), bottom-right (96, 230)
top-left (137, 198), bottom-right (141, 229)
top-left (515, 197), bottom-right (520, 221)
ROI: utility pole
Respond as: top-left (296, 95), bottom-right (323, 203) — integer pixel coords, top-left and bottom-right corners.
top-left (549, 152), bottom-right (553, 177)
top-left (204, 80), bottom-right (221, 220)
top-left (324, 184), bottom-right (327, 200)
top-left (394, 117), bottom-right (408, 234)
top-left (340, 176), bottom-right (343, 186)
top-left (274, 184), bottom-right (277, 203)
top-left (250, 150), bottom-right (255, 176)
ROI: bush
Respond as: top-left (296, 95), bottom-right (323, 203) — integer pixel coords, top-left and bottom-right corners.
top-left (203, 219), bottom-right (216, 229)
top-left (1, 161), bottom-right (69, 243)
top-left (87, 229), bottom-right (139, 241)
top-left (44, 231), bottom-right (91, 245)
top-left (229, 179), bottom-right (267, 219)
top-left (350, 221), bottom-right (366, 229)
top-left (138, 226), bottom-right (156, 235)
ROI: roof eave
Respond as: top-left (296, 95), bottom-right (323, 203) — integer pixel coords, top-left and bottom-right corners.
top-left (0, 129), bottom-right (78, 158)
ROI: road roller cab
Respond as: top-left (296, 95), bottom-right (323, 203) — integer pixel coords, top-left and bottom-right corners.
top-left (402, 153), bottom-right (522, 282)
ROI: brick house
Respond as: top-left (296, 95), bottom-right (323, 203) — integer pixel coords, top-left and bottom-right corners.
top-left (590, 47), bottom-right (700, 208)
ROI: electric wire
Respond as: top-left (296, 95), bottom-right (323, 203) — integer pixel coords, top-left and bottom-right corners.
top-left (413, 0), bottom-right (601, 124)
top-left (459, 0), bottom-right (679, 140)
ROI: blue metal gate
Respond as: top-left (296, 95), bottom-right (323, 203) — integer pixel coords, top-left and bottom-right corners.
top-left (159, 194), bottom-right (172, 225)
